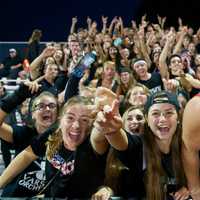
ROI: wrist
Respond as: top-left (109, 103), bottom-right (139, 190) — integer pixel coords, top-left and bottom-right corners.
top-left (190, 187), bottom-right (200, 195)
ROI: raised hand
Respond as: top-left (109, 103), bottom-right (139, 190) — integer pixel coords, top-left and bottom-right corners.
top-left (87, 16), bottom-right (92, 25)
top-left (41, 46), bottom-right (56, 58)
top-left (102, 15), bottom-right (108, 24)
top-left (72, 16), bottom-right (77, 24)
top-left (91, 187), bottom-right (113, 200)
top-left (94, 99), bottom-right (122, 136)
top-left (24, 80), bottom-right (41, 94)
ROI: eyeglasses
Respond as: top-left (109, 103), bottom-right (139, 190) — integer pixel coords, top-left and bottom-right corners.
top-left (33, 103), bottom-right (57, 111)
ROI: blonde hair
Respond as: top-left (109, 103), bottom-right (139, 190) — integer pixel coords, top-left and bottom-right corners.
top-left (124, 83), bottom-right (150, 109)
top-left (46, 96), bottom-right (93, 160)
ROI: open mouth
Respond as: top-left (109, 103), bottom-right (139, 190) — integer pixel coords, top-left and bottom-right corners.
top-left (42, 114), bottom-right (53, 123)
top-left (158, 126), bottom-right (170, 134)
top-left (69, 132), bottom-right (81, 142)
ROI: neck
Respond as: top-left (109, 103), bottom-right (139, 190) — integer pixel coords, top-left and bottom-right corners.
top-left (36, 125), bottom-right (48, 134)
top-left (140, 72), bottom-right (150, 81)
top-left (156, 137), bottom-right (172, 154)
top-left (45, 76), bottom-right (54, 84)
top-left (102, 78), bottom-right (113, 86)
top-left (63, 141), bottom-right (76, 151)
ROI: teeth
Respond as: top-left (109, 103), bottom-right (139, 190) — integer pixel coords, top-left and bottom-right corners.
top-left (158, 127), bottom-right (169, 132)
top-left (70, 132), bottom-right (79, 136)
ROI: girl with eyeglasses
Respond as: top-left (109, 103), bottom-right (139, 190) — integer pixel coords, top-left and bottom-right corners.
top-left (0, 87), bottom-right (127, 199)
top-left (0, 82), bottom-right (58, 197)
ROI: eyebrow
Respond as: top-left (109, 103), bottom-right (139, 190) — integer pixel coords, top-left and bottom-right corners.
top-left (65, 112), bottom-right (90, 118)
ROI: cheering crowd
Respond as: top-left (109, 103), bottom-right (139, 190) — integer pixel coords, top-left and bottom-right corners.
top-left (0, 15), bottom-right (200, 199)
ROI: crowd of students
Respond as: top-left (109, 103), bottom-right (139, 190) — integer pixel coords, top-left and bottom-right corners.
top-left (0, 15), bottom-right (200, 199)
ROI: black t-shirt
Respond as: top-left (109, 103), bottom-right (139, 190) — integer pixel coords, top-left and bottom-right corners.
top-left (2, 125), bottom-right (46, 197)
top-left (161, 152), bottom-right (181, 196)
top-left (138, 72), bottom-right (163, 94)
top-left (114, 133), bottom-right (145, 199)
top-left (31, 134), bottom-right (107, 198)
top-left (37, 79), bottom-right (59, 97)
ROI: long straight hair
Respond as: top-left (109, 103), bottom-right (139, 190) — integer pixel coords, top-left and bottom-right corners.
top-left (143, 117), bottom-right (186, 200)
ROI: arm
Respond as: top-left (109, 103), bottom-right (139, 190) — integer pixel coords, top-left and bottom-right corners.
top-left (0, 146), bottom-right (38, 188)
top-left (184, 73), bottom-right (200, 89)
top-left (159, 30), bottom-right (175, 79)
top-left (101, 16), bottom-right (108, 34)
top-left (30, 46), bottom-right (55, 80)
top-left (137, 28), bottom-right (152, 68)
top-left (70, 17), bottom-right (77, 34)
top-left (173, 27), bottom-right (188, 54)
top-left (91, 186), bottom-right (113, 200)
top-left (87, 16), bottom-right (92, 32)
top-left (108, 16), bottom-right (118, 35)
top-left (91, 87), bottom-right (128, 154)
top-left (182, 96), bottom-right (200, 199)
top-left (118, 17), bottom-right (124, 36)
top-left (0, 81), bottom-right (40, 143)
top-left (11, 63), bottom-right (22, 69)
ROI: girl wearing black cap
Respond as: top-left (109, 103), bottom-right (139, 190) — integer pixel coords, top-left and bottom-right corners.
top-left (144, 91), bottom-right (190, 200)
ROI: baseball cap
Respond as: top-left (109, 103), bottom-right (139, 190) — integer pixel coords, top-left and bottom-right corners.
top-left (144, 91), bottom-right (180, 114)
top-left (9, 48), bottom-right (16, 53)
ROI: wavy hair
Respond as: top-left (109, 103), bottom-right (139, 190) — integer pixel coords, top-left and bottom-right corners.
top-left (46, 96), bottom-right (93, 160)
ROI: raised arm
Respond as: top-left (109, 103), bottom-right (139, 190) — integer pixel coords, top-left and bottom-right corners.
top-left (0, 81), bottom-right (40, 143)
top-left (159, 30), bottom-right (175, 79)
top-left (101, 16), bottom-right (108, 34)
top-left (70, 17), bottom-right (78, 34)
top-left (173, 26), bottom-right (188, 54)
top-left (91, 87), bottom-right (128, 155)
top-left (30, 46), bottom-right (55, 80)
top-left (182, 96), bottom-right (200, 199)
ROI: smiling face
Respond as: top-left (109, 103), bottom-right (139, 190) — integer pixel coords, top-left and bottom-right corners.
top-left (147, 103), bottom-right (178, 141)
top-left (32, 95), bottom-right (58, 133)
top-left (169, 56), bottom-right (183, 76)
top-left (129, 86), bottom-right (148, 107)
top-left (44, 64), bottom-right (59, 81)
top-left (60, 104), bottom-right (92, 150)
top-left (103, 62), bottom-right (116, 80)
top-left (120, 71), bottom-right (130, 84)
top-left (124, 108), bottom-right (145, 135)
top-left (133, 61), bottom-right (148, 78)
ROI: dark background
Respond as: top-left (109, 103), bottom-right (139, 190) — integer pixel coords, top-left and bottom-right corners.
top-left (0, 0), bottom-right (199, 41)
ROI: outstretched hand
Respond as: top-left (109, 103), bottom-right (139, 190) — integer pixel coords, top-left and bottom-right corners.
top-left (24, 80), bottom-right (41, 94)
top-left (94, 99), bottom-right (122, 136)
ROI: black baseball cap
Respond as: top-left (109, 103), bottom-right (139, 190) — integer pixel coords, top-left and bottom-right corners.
top-left (144, 91), bottom-right (180, 114)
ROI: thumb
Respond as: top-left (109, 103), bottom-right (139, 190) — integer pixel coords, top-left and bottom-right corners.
top-left (111, 99), bottom-right (120, 116)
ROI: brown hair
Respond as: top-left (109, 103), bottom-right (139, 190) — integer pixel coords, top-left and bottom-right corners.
top-left (46, 96), bottom-right (93, 160)
top-left (123, 83), bottom-right (150, 109)
top-left (31, 91), bottom-right (58, 112)
top-left (143, 116), bottom-right (186, 200)
top-left (104, 148), bottom-right (128, 194)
